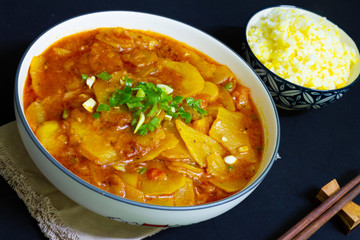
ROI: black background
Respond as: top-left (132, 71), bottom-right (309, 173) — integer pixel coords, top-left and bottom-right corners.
top-left (1, 0), bottom-right (360, 239)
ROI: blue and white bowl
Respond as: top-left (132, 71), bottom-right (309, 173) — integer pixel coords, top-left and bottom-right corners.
top-left (243, 6), bottom-right (360, 110)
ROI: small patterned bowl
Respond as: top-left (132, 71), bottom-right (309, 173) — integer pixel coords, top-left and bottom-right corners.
top-left (243, 6), bottom-right (360, 110)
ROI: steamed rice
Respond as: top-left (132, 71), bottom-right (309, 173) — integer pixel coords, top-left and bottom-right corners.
top-left (248, 8), bottom-right (358, 90)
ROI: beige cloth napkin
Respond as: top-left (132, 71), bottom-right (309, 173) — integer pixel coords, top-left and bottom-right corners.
top-left (0, 121), bottom-right (164, 240)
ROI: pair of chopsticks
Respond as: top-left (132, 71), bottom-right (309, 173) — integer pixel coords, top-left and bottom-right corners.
top-left (278, 174), bottom-right (360, 240)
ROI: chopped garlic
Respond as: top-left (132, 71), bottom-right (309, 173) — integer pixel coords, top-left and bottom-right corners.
top-left (224, 155), bottom-right (237, 165)
top-left (157, 84), bottom-right (173, 95)
top-left (113, 164), bottom-right (125, 171)
top-left (222, 136), bottom-right (228, 142)
top-left (164, 114), bottom-right (172, 121)
top-left (238, 146), bottom-right (249, 152)
top-left (82, 98), bottom-right (96, 112)
top-left (86, 76), bottom-right (96, 88)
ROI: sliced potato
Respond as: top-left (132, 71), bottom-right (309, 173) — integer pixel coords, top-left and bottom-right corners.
top-left (200, 81), bottom-right (219, 102)
top-left (160, 139), bottom-right (192, 160)
top-left (140, 167), bottom-right (186, 195)
top-left (192, 116), bottom-right (213, 135)
top-left (206, 153), bottom-right (228, 177)
top-left (174, 178), bottom-right (195, 206)
top-left (211, 65), bottom-right (236, 85)
top-left (125, 184), bottom-right (145, 203)
top-left (30, 56), bottom-right (46, 97)
top-left (35, 120), bottom-right (62, 153)
top-left (71, 121), bottom-right (118, 165)
top-left (209, 107), bottom-right (251, 157)
top-left (120, 172), bottom-right (139, 187)
top-left (206, 105), bottom-right (221, 117)
top-left (162, 60), bottom-right (205, 97)
top-left (182, 48), bottom-right (217, 79)
top-left (25, 100), bottom-right (46, 131)
top-left (133, 129), bottom-right (166, 147)
top-left (211, 178), bottom-right (248, 193)
top-left (136, 133), bottom-right (179, 162)
top-left (175, 119), bottom-right (225, 167)
top-left (167, 161), bottom-right (203, 179)
top-left (92, 78), bottom-right (119, 104)
top-left (218, 87), bottom-right (236, 111)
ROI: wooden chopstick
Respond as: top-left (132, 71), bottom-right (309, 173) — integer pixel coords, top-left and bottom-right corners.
top-left (278, 174), bottom-right (360, 240)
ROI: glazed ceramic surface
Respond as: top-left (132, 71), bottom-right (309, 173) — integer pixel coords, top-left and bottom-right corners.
top-left (244, 6), bottom-right (360, 110)
top-left (15, 11), bottom-right (280, 226)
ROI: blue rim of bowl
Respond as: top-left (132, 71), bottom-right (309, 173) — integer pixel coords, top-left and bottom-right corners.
top-left (15, 11), bottom-right (280, 212)
top-left (244, 5), bottom-right (360, 93)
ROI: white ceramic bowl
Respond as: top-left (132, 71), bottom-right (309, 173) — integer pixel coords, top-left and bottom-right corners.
top-left (15, 11), bottom-right (280, 227)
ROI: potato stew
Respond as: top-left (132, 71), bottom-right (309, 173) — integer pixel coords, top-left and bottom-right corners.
top-left (24, 28), bottom-right (264, 206)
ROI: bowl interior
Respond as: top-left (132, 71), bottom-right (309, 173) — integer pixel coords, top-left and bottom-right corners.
top-left (245, 5), bottom-right (360, 88)
top-left (16, 11), bottom-right (280, 206)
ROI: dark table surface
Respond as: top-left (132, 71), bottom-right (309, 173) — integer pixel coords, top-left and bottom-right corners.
top-left (1, 0), bottom-right (360, 239)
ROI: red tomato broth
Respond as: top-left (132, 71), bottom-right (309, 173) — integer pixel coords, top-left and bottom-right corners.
top-left (24, 27), bottom-right (264, 206)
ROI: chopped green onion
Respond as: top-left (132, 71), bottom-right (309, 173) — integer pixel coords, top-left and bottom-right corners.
top-left (186, 97), bottom-right (195, 106)
top-left (92, 112), bottom-right (100, 119)
top-left (96, 103), bottom-right (110, 112)
top-left (62, 109), bottom-right (69, 120)
top-left (224, 82), bottom-right (233, 90)
top-left (81, 74), bottom-right (88, 81)
top-left (149, 116), bottom-right (161, 128)
top-left (147, 104), bottom-right (158, 117)
top-left (136, 88), bottom-right (146, 97)
top-left (156, 84), bottom-right (173, 95)
top-left (147, 124), bottom-right (155, 132)
top-left (139, 127), bottom-right (148, 136)
top-left (185, 97), bottom-right (207, 117)
top-left (178, 107), bottom-right (192, 123)
top-left (139, 167), bottom-right (147, 175)
top-left (228, 165), bottom-right (235, 170)
top-left (127, 102), bottom-right (144, 109)
top-left (173, 96), bottom-right (184, 104)
top-left (131, 118), bottom-right (137, 126)
top-left (134, 112), bottom-right (145, 133)
top-left (109, 97), bottom-right (118, 107)
top-left (193, 99), bottom-right (201, 108)
top-left (103, 76), bottom-right (208, 135)
top-left (125, 78), bottom-right (133, 87)
top-left (96, 71), bottom-right (112, 81)
top-left (197, 108), bottom-right (207, 116)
